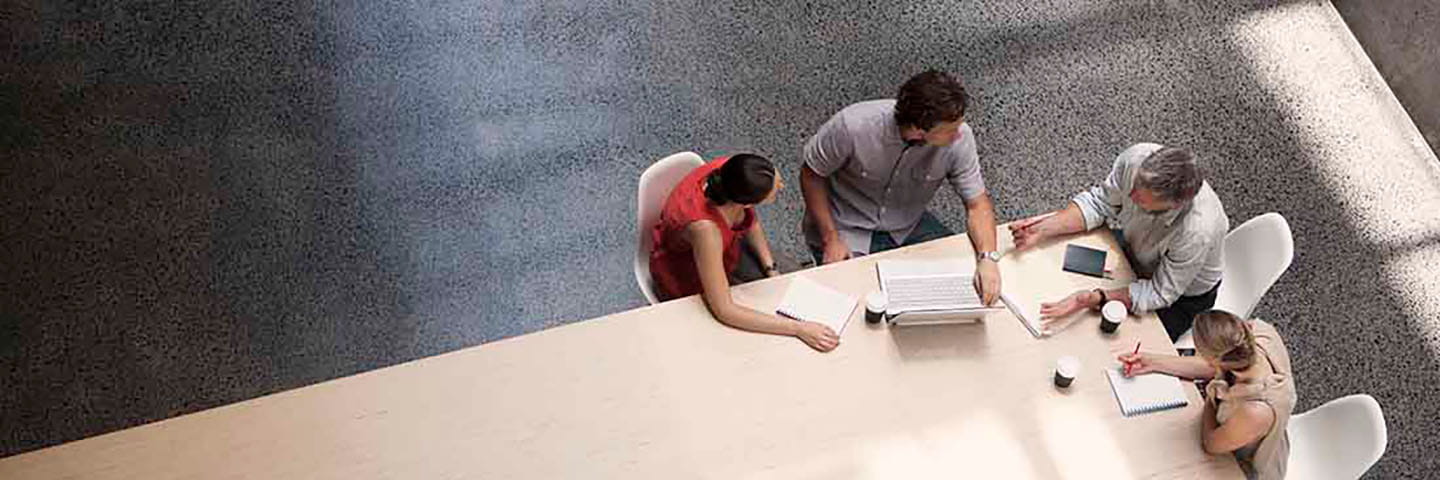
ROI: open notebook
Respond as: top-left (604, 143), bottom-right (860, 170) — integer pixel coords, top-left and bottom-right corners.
top-left (775, 276), bottom-right (858, 335)
top-left (1104, 367), bottom-right (1189, 417)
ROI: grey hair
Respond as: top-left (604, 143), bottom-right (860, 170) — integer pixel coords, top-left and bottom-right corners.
top-left (1135, 146), bottom-right (1203, 202)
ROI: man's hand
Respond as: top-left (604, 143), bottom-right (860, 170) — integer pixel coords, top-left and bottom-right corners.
top-left (821, 239), bottom-right (851, 265)
top-left (974, 259), bottom-right (1001, 305)
top-left (1039, 290), bottom-right (1096, 328)
top-left (1008, 213), bottom-right (1053, 251)
top-left (795, 321), bottom-right (840, 352)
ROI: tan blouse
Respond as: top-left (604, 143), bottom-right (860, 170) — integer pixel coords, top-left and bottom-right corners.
top-left (1204, 319), bottom-right (1297, 480)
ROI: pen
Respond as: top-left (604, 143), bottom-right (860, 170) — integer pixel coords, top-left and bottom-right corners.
top-left (1124, 341), bottom-right (1141, 376)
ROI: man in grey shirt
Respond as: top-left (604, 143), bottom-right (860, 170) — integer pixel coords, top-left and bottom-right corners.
top-left (1009, 143), bottom-right (1228, 340)
top-left (800, 70), bottom-right (1002, 304)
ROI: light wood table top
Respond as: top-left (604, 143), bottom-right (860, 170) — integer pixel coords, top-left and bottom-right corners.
top-left (0, 226), bottom-right (1242, 479)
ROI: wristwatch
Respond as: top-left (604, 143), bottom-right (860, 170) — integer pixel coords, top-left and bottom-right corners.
top-left (976, 251), bottom-right (1002, 263)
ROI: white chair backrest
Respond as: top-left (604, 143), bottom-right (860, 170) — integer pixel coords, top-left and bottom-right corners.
top-left (634, 152), bottom-right (705, 305)
top-left (1286, 394), bottom-right (1387, 479)
top-left (1213, 212), bottom-right (1294, 318)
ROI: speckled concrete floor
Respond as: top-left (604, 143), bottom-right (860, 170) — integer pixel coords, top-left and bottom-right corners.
top-left (2, 0), bottom-right (1437, 476)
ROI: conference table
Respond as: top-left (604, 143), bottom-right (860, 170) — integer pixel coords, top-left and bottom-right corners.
top-left (0, 225), bottom-right (1243, 479)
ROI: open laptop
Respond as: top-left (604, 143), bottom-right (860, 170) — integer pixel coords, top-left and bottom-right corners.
top-left (877, 258), bottom-right (1005, 326)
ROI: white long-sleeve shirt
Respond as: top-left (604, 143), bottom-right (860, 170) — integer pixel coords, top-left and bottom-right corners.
top-left (1071, 143), bottom-right (1229, 312)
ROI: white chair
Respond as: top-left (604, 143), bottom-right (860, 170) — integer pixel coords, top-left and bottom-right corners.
top-left (634, 152), bottom-right (705, 305)
top-left (1175, 213), bottom-right (1294, 351)
top-left (1286, 394), bottom-right (1387, 479)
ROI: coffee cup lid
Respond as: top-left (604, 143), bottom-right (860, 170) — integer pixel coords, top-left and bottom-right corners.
top-left (866, 290), bottom-right (888, 310)
top-left (1102, 300), bottom-right (1127, 321)
top-left (1056, 356), bottom-right (1082, 377)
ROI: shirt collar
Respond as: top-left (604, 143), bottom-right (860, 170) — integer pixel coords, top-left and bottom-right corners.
top-left (1160, 201), bottom-right (1190, 227)
top-left (882, 109), bottom-right (906, 146)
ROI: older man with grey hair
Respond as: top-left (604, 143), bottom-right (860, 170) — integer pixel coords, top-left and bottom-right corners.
top-left (1008, 143), bottom-right (1229, 340)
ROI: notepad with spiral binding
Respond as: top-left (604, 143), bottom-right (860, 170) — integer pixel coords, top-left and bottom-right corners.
top-left (775, 276), bottom-right (858, 336)
top-left (1104, 367), bottom-right (1189, 417)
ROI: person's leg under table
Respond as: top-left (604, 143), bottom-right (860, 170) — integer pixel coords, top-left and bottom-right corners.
top-left (734, 242), bottom-right (802, 284)
top-left (869, 210), bottom-right (955, 254)
top-left (900, 210), bottom-right (956, 247)
top-left (1156, 281), bottom-right (1221, 342)
top-left (868, 229), bottom-right (900, 254)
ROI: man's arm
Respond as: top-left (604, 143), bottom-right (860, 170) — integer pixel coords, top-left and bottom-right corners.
top-left (963, 191), bottom-right (1001, 305)
top-left (965, 192), bottom-right (997, 253)
top-left (1010, 202), bottom-right (1089, 251)
top-left (1128, 233), bottom-right (1212, 313)
top-left (800, 111), bottom-right (855, 264)
top-left (1071, 151), bottom-right (1133, 231)
top-left (801, 165), bottom-right (844, 251)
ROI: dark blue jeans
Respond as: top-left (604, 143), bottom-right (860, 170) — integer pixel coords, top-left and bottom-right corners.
top-left (810, 210), bottom-right (955, 264)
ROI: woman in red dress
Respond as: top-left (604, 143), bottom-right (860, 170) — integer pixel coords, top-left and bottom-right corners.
top-left (650, 154), bottom-right (838, 352)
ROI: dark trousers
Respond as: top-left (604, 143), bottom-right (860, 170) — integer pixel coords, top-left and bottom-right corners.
top-left (808, 210), bottom-right (955, 265)
top-left (1157, 281), bottom-right (1221, 342)
top-left (732, 242), bottom-right (801, 284)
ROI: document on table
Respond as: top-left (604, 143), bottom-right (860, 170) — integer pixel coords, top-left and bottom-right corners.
top-left (775, 276), bottom-right (858, 335)
top-left (1000, 292), bottom-right (1047, 337)
top-left (998, 249), bottom-right (1054, 338)
top-left (1105, 367), bottom-right (1189, 417)
top-left (996, 235), bottom-right (1118, 337)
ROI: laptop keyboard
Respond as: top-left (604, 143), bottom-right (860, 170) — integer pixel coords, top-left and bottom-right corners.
top-left (887, 275), bottom-right (982, 310)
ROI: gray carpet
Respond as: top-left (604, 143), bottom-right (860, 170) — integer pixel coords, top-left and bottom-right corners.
top-left (2, 0), bottom-right (1437, 477)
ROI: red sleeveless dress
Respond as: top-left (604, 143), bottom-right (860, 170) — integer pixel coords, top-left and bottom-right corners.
top-left (649, 156), bottom-right (755, 300)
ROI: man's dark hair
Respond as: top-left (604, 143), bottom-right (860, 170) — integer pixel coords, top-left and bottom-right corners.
top-left (894, 70), bottom-right (969, 131)
top-left (704, 153), bottom-right (776, 205)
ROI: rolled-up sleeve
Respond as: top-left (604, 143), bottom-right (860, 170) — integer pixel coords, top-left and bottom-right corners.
top-left (803, 112), bottom-right (853, 177)
top-left (1071, 154), bottom-right (1128, 231)
top-left (1128, 233), bottom-right (1213, 312)
top-left (947, 125), bottom-right (986, 200)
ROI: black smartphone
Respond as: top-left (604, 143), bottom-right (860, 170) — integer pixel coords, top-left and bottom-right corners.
top-left (1062, 244), bottom-right (1108, 278)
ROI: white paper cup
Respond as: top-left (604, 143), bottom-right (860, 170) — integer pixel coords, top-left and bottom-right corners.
top-left (865, 290), bottom-right (888, 324)
top-left (1100, 300), bottom-right (1127, 333)
top-left (1054, 356), bottom-right (1082, 388)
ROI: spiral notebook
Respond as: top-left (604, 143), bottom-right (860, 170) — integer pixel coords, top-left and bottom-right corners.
top-left (1104, 367), bottom-right (1189, 417)
top-left (775, 276), bottom-right (858, 335)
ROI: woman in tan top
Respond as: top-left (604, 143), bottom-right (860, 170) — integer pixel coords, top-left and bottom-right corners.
top-left (1119, 310), bottom-right (1297, 480)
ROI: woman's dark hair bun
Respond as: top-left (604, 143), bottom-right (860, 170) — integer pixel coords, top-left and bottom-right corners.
top-left (704, 154), bottom-right (776, 205)
top-left (703, 172), bottom-right (728, 204)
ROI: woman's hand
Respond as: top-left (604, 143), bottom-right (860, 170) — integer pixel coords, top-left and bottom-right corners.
top-left (795, 321), bottom-right (840, 352)
top-left (1118, 352), bottom-right (1162, 377)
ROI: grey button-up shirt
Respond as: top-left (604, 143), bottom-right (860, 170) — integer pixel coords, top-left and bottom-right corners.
top-left (802, 99), bottom-right (987, 254)
top-left (1072, 143), bottom-right (1229, 312)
